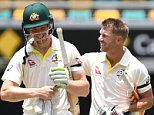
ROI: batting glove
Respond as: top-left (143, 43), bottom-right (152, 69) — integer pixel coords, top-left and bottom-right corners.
top-left (48, 67), bottom-right (70, 88)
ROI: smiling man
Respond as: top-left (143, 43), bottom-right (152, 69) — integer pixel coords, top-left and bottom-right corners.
top-left (81, 18), bottom-right (153, 115)
top-left (1, 3), bottom-right (89, 115)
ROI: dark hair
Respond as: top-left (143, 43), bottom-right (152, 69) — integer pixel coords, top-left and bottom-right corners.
top-left (102, 18), bottom-right (129, 39)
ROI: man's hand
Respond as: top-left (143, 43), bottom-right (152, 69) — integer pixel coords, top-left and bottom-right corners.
top-left (48, 67), bottom-right (70, 88)
top-left (38, 86), bottom-right (57, 100)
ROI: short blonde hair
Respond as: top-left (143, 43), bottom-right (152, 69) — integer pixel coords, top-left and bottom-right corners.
top-left (102, 18), bottom-right (129, 39)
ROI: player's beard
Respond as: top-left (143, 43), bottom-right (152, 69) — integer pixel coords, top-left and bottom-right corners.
top-left (99, 40), bottom-right (113, 52)
top-left (32, 35), bottom-right (50, 49)
top-left (99, 42), bottom-right (105, 52)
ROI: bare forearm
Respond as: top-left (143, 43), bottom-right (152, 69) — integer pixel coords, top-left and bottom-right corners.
top-left (1, 86), bottom-right (38, 102)
top-left (128, 98), bottom-right (153, 112)
top-left (66, 80), bottom-right (90, 97)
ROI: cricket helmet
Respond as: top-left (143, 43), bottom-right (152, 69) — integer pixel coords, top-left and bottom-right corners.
top-left (22, 3), bottom-right (54, 30)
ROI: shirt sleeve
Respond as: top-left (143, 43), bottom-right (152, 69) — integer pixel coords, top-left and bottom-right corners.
top-left (65, 42), bottom-right (83, 71)
top-left (1, 51), bottom-right (23, 85)
top-left (134, 63), bottom-right (152, 94)
top-left (81, 53), bottom-right (92, 76)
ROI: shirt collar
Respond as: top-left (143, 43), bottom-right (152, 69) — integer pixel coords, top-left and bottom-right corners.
top-left (101, 46), bottom-right (132, 67)
top-left (119, 46), bottom-right (132, 66)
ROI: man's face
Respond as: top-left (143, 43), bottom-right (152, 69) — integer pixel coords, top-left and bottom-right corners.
top-left (28, 25), bottom-right (50, 48)
top-left (98, 27), bottom-right (116, 52)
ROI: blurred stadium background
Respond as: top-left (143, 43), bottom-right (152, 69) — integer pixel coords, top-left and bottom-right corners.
top-left (0, 0), bottom-right (154, 115)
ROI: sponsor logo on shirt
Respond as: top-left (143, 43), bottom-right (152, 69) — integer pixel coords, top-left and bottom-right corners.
top-left (95, 66), bottom-right (101, 75)
top-left (28, 59), bottom-right (36, 68)
top-left (75, 57), bottom-right (82, 64)
top-left (7, 65), bottom-right (13, 71)
top-left (145, 76), bottom-right (150, 84)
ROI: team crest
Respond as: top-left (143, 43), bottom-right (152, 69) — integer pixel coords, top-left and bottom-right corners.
top-left (29, 13), bottom-right (39, 21)
top-left (116, 69), bottom-right (126, 79)
top-left (51, 54), bottom-right (62, 63)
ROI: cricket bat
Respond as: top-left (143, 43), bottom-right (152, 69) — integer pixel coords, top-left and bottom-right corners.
top-left (56, 28), bottom-right (80, 115)
top-left (118, 69), bottom-right (144, 115)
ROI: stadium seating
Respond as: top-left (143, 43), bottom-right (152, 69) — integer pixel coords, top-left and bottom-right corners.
top-left (67, 10), bottom-right (92, 21)
top-left (95, 0), bottom-right (120, 1)
top-left (93, 9), bottom-right (120, 21)
top-left (148, 9), bottom-right (154, 20)
top-left (50, 9), bottom-right (66, 21)
top-left (121, 0), bottom-right (146, 1)
top-left (12, 8), bottom-right (24, 20)
top-left (121, 9), bottom-right (146, 20)
top-left (0, 0), bottom-right (153, 22)
top-left (0, 10), bottom-right (11, 20)
top-left (68, 0), bottom-right (93, 9)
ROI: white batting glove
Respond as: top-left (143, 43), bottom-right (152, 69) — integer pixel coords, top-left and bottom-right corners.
top-left (48, 67), bottom-right (70, 88)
